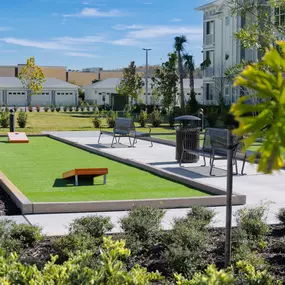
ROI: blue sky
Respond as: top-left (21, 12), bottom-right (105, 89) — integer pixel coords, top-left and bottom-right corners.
top-left (0, 0), bottom-right (211, 70)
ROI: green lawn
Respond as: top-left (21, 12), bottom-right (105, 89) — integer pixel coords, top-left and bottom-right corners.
top-left (0, 111), bottom-right (175, 135)
top-left (0, 137), bottom-right (208, 202)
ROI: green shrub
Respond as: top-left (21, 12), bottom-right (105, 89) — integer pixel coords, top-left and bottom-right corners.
top-left (50, 104), bottom-right (55, 112)
top-left (236, 260), bottom-right (282, 285)
top-left (277, 208), bottom-right (285, 225)
top-left (69, 216), bottom-right (113, 238)
top-left (0, 111), bottom-right (9, 128)
top-left (120, 206), bottom-right (165, 254)
top-left (207, 109), bottom-right (218, 127)
top-left (175, 264), bottom-right (235, 285)
top-left (107, 110), bottom-right (117, 128)
top-left (13, 106), bottom-right (17, 112)
top-left (123, 104), bottom-right (132, 118)
top-left (0, 220), bottom-right (43, 254)
top-left (233, 204), bottom-right (270, 248)
top-left (151, 109), bottom-right (161, 127)
top-left (80, 104), bottom-right (85, 112)
top-left (17, 110), bottom-right (28, 128)
top-left (69, 105), bottom-right (73, 112)
top-left (86, 103), bottom-right (90, 112)
top-left (1, 237), bottom-right (162, 284)
top-left (56, 106), bottom-right (61, 112)
top-left (163, 216), bottom-right (209, 278)
top-left (187, 205), bottom-right (215, 229)
top-left (28, 105), bottom-right (33, 112)
top-left (36, 104), bottom-right (40, 112)
top-left (75, 105), bottom-right (79, 111)
top-left (92, 115), bottom-right (102, 128)
top-left (63, 105), bottom-right (67, 112)
top-left (168, 112), bottom-right (175, 127)
top-left (139, 110), bottom-right (148, 127)
top-left (44, 105), bottom-right (49, 112)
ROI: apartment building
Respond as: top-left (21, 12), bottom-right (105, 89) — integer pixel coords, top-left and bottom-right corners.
top-left (196, 0), bottom-right (284, 105)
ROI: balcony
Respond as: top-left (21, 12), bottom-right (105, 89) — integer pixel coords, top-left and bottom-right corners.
top-left (204, 67), bottom-right (213, 78)
top-left (205, 34), bottom-right (214, 45)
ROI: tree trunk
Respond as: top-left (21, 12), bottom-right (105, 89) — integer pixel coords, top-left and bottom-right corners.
top-left (178, 52), bottom-right (185, 109)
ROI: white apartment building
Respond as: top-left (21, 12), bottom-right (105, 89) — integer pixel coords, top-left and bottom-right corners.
top-left (196, 0), bottom-right (285, 105)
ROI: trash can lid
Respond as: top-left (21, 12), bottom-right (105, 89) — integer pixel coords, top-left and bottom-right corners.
top-left (174, 115), bottom-right (201, 121)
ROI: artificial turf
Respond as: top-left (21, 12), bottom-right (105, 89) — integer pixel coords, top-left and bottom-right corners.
top-left (0, 137), bottom-right (208, 202)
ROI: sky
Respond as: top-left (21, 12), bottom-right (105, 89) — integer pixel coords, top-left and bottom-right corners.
top-left (0, 0), bottom-right (212, 70)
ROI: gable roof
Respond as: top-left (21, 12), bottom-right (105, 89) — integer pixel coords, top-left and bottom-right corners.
top-left (0, 77), bottom-right (79, 89)
top-left (85, 78), bottom-right (203, 90)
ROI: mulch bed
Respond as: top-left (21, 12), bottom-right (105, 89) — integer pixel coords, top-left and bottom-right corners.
top-left (0, 187), bottom-right (21, 216)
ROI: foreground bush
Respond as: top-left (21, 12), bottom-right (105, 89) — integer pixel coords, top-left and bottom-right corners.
top-left (0, 237), bottom-right (162, 285)
top-left (0, 111), bottom-right (9, 128)
top-left (17, 110), bottom-right (28, 128)
top-left (53, 215), bottom-right (113, 260)
top-left (277, 208), bottom-right (285, 225)
top-left (0, 220), bottom-right (43, 254)
top-left (107, 110), bottom-right (117, 128)
top-left (92, 115), bottom-right (102, 128)
top-left (139, 110), bottom-right (148, 127)
top-left (120, 206), bottom-right (165, 255)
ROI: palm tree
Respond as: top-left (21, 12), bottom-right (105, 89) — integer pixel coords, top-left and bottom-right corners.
top-left (183, 53), bottom-right (195, 94)
top-left (184, 53), bottom-right (199, 114)
top-left (174, 35), bottom-right (187, 109)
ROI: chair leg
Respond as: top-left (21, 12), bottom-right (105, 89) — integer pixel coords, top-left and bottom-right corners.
top-left (128, 136), bottom-right (132, 147)
top-left (117, 137), bottom-right (120, 144)
top-left (150, 136), bottom-right (153, 147)
top-left (98, 132), bottom-right (102, 144)
top-left (241, 156), bottom-right (246, 175)
top-left (234, 159), bottom-right (238, 175)
top-left (201, 155), bottom-right (206, 167)
top-left (179, 150), bottom-right (184, 166)
top-left (210, 157), bottom-right (215, 176)
top-left (111, 136), bottom-right (116, 148)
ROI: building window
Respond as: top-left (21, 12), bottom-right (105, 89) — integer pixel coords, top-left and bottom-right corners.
top-left (206, 84), bottom-right (213, 101)
top-left (225, 16), bottom-right (230, 25)
top-left (275, 5), bottom-right (285, 26)
top-left (206, 21), bottom-right (214, 35)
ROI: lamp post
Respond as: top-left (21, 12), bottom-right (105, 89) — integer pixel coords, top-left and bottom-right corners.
top-left (143, 48), bottom-right (152, 106)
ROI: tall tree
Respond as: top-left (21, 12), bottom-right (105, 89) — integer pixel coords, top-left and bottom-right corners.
top-left (174, 36), bottom-right (187, 109)
top-left (19, 56), bottom-right (46, 109)
top-left (183, 53), bottom-right (199, 113)
top-left (229, 0), bottom-right (285, 55)
top-left (116, 61), bottom-right (144, 106)
top-left (152, 53), bottom-right (179, 110)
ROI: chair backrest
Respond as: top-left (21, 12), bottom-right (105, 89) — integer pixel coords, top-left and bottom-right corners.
top-left (114, 117), bottom-right (135, 134)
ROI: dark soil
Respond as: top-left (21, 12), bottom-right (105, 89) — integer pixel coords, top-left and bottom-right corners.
top-left (0, 187), bottom-right (21, 215)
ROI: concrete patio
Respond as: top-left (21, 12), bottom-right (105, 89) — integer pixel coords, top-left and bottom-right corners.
top-left (2, 131), bottom-right (284, 236)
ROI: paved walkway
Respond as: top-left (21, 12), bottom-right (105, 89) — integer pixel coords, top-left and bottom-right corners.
top-left (2, 131), bottom-right (284, 236)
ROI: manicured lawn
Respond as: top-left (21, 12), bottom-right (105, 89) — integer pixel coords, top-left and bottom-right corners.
top-left (0, 137), bottom-right (208, 202)
top-left (0, 111), bottom-right (175, 135)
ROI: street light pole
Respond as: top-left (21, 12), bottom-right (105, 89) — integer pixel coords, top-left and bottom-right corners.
top-left (143, 48), bottom-right (151, 106)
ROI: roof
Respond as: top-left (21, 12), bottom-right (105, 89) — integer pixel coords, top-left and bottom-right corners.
top-left (195, 0), bottom-right (217, 11)
top-left (85, 78), bottom-right (203, 90)
top-left (0, 77), bottom-right (79, 89)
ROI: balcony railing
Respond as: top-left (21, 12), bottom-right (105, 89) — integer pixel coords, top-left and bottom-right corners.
top-left (205, 34), bottom-right (214, 45)
top-left (204, 67), bottom-right (213, 78)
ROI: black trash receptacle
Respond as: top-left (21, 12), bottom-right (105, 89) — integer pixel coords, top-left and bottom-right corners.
top-left (175, 115), bottom-right (201, 163)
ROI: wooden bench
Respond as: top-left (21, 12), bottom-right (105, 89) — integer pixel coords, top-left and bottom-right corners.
top-left (98, 117), bottom-right (153, 148)
top-left (179, 128), bottom-right (248, 176)
top-left (62, 168), bottom-right (108, 186)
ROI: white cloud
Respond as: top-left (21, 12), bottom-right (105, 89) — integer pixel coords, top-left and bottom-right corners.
top-left (1, 38), bottom-right (79, 51)
top-left (64, 52), bottom-right (98, 58)
top-left (111, 38), bottom-right (140, 46)
top-left (112, 24), bottom-right (145, 30)
top-left (171, 18), bottom-right (182, 22)
top-left (126, 26), bottom-right (203, 40)
top-left (63, 8), bottom-right (125, 17)
top-left (54, 35), bottom-right (105, 44)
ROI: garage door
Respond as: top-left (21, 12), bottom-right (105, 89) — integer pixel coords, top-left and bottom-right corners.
top-left (7, 91), bottom-right (26, 107)
top-left (31, 91), bottom-right (51, 106)
top-left (55, 91), bottom-right (76, 106)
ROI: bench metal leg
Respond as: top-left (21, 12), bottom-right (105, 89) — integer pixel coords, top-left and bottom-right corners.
top-left (111, 135), bottom-right (116, 148)
top-left (103, 174), bottom-right (106, 185)
top-left (118, 137), bottom-right (120, 144)
top-left (202, 155), bottom-right (206, 167)
top-left (210, 157), bottom-right (215, 176)
top-left (233, 158), bottom-right (238, 175)
top-left (128, 136), bottom-right (132, 147)
top-left (179, 150), bottom-right (184, 166)
top-left (98, 132), bottom-right (102, 144)
top-left (75, 175), bottom-right (78, 186)
top-left (241, 156), bottom-right (246, 175)
top-left (149, 136), bottom-right (153, 147)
